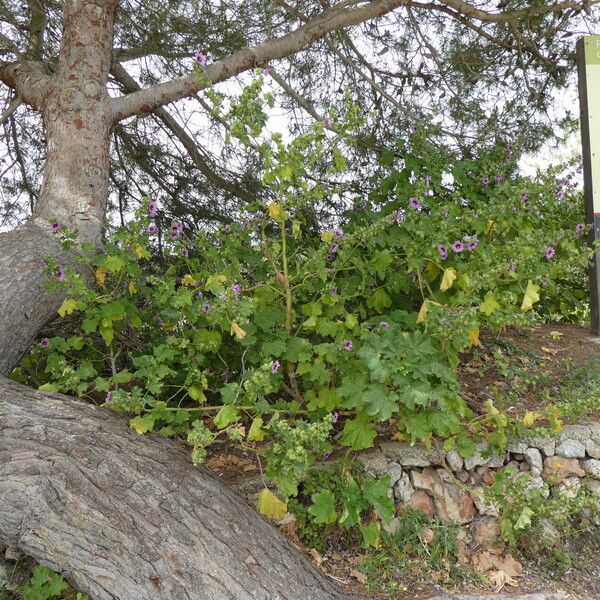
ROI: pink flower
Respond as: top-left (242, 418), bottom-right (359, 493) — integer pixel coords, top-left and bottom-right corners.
top-left (271, 360), bottom-right (281, 374)
top-left (194, 51), bottom-right (207, 66)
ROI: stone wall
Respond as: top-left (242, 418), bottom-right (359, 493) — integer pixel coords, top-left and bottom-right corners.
top-left (357, 423), bottom-right (600, 528)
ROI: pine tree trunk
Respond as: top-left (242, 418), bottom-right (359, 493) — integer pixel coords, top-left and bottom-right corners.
top-left (0, 376), bottom-right (355, 599)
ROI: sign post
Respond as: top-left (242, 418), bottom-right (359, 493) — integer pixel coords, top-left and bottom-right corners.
top-left (577, 35), bottom-right (600, 336)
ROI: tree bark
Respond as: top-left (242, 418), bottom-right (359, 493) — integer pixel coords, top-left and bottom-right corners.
top-left (0, 376), bottom-right (356, 600)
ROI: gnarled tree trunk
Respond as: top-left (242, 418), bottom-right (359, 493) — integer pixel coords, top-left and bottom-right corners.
top-left (0, 377), bottom-right (355, 599)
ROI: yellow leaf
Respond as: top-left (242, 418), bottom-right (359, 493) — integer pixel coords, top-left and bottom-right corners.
top-left (206, 274), bottom-right (227, 287)
top-left (230, 322), bottom-right (247, 340)
top-left (248, 417), bottom-right (265, 441)
top-left (320, 230), bottom-right (334, 243)
top-left (521, 280), bottom-right (540, 312)
top-left (483, 399), bottom-right (499, 415)
top-left (440, 267), bottom-right (457, 292)
top-left (425, 262), bottom-right (441, 278)
top-left (267, 201), bottom-right (284, 221)
top-left (480, 291), bottom-right (500, 316)
top-left (181, 274), bottom-right (196, 287)
top-left (522, 411), bottom-right (540, 428)
top-left (485, 219), bottom-right (496, 235)
top-left (129, 415), bottom-right (154, 435)
top-left (417, 300), bottom-right (428, 323)
top-left (58, 298), bottom-right (77, 318)
top-left (548, 331), bottom-right (563, 341)
top-left (95, 266), bottom-right (107, 287)
top-left (256, 488), bottom-right (287, 521)
top-left (468, 328), bottom-right (480, 347)
top-left (128, 281), bottom-right (137, 295)
top-left (133, 243), bottom-right (148, 259)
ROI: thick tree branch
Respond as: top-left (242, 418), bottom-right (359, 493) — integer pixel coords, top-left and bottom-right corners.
top-left (111, 0), bottom-right (408, 121)
top-left (0, 60), bottom-right (50, 109)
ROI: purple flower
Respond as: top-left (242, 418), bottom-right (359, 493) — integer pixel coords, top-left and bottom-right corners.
top-left (330, 286), bottom-right (338, 296)
top-left (326, 253), bottom-right (336, 263)
top-left (482, 177), bottom-right (490, 186)
top-left (194, 51), bottom-right (207, 66)
top-left (343, 340), bottom-right (353, 351)
top-left (494, 175), bottom-right (503, 183)
top-left (507, 259), bottom-right (516, 274)
top-left (262, 67), bottom-right (270, 76)
top-left (395, 208), bottom-right (406, 223)
top-left (576, 223), bottom-right (585, 236)
top-left (50, 222), bottom-right (60, 233)
top-left (148, 201), bottom-right (158, 218)
top-left (333, 228), bottom-right (346, 239)
top-left (323, 452), bottom-right (332, 460)
top-left (438, 244), bottom-right (448, 260)
top-left (146, 223), bottom-right (158, 234)
top-left (57, 267), bottom-right (65, 281)
top-left (544, 245), bottom-right (556, 260)
top-left (105, 391), bottom-right (112, 403)
top-left (40, 338), bottom-right (49, 349)
top-left (203, 302), bottom-right (211, 313)
top-left (521, 192), bottom-right (530, 204)
top-left (330, 243), bottom-right (339, 254)
top-left (379, 321), bottom-right (390, 328)
top-left (126, 246), bottom-right (133, 253)
top-left (409, 196), bottom-right (421, 210)
top-left (232, 283), bottom-right (242, 294)
top-left (467, 240), bottom-right (478, 251)
top-left (451, 240), bottom-right (464, 253)
top-left (170, 223), bottom-right (183, 239)
top-left (271, 360), bottom-right (281, 374)
top-left (331, 412), bottom-right (339, 424)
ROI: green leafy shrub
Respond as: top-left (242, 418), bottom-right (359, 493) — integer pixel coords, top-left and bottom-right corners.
top-left (16, 78), bottom-right (593, 531)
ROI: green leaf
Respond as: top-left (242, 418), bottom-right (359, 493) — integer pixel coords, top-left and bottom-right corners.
top-left (360, 523), bottom-right (381, 548)
top-left (367, 288), bottom-right (392, 313)
top-left (364, 384), bottom-right (398, 421)
top-left (514, 506), bottom-right (535, 530)
top-left (340, 414), bottom-right (377, 450)
top-left (112, 370), bottom-right (133, 384)
top-left (130, 414), bottom-right (154, 435)
top-left (213, 405), bottom-right (239, 429)
top-left (20, 566), bottom-right (68, 600)
top-left (480, 291), bottom-right (500, 316)
top-left (308, 489), bottom-right (337, 524)
top-left (188, 385), bottom-right (207, 403)
top-left (362, 477), bottom-right (394, 522)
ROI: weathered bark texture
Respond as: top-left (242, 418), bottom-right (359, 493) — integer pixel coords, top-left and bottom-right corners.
top-left (0, 376), bottom-right (356, 600)
top-left (0, 224), bottom-right (78, 377)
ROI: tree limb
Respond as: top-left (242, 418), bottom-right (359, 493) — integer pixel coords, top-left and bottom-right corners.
top-left (111, 0), bottom-right (409, 121)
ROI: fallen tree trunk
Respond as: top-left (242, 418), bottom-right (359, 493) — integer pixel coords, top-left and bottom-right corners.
top-left (0, 376), bottom-right (357, 600)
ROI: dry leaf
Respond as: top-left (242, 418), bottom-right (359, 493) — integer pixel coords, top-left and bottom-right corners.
top-left (308, 548), bottom-right (324, 567)
top-left (541, 346), bottom-right (558, 356)
top-left (350, 569), bottom-right (367, 584)
top-left (488, 569), bottom-right (519, 592)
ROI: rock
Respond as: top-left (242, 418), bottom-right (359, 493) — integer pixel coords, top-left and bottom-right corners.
top-left (357, 449), bottom-right (389, 476)
top-left (446, 450), bottom-right (464, 472)
top-left (507, 440), bottom-right (527, 453)
top-left (527, 476), bottom-right (549, 497)
top-left (584, 479), bottom-right (600, 495)
top-left (542, 456), bottom-right (585, 483)
top-left (393, 472), bottom-right (414, 504)
top-left (386, 462), bottom-right (403, 487)
top-left (537, 518), bottom-right (561, 549)
top-left (457, 470), bottom-right (471, 483)
top-left (470, 487), bottom-right (500, 517)
top-left (504, 460), bottom-right (520, 472)
top-left (524, 447), bottom-right (543, 477)
top-left (463, 442), bottom-right (505, 470)
top-left (522, 434), bottom-right (556, 457)
top-left (476, 466), bottom-right (495, 486)
top-left (409, 490), bottom-right (436, 518)
top-left (589, 423), bottom-right (600, 445)
top-left (555, 439), bottom-right (586, 458)
top-left (411, 468), bottom-right (475, 524)
top-left (379, 442), bottom-right (442, 467)
top-left (519, 461), bottom-right (531, 472)
top-left (471, 516), bottom-right (500, 548)
top-left (582, 458), bottom-right (600, 478)
top-left (429, 593), bottom-right (568, 600)
top-left (558, 424), bottom-right (591, 443)
top-left (555, 476), bottom-right (581, 498)
top-left (586, 439), bottom-right (600, 459)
